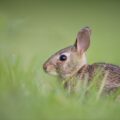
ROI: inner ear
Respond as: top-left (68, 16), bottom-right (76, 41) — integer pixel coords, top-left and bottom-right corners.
top-left (74, 27), bottom-right (91, 54)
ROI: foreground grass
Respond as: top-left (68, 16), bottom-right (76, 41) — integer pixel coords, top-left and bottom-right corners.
top-left (0, 55), bottom-right (120, 120)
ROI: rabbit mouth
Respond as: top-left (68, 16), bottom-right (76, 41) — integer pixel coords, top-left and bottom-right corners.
top-left (43, 63), bottom-right (58, 75)
top-left (45, 67), bottom-right (58, 76)
top-left (47, 70), bottom-right (58, 76)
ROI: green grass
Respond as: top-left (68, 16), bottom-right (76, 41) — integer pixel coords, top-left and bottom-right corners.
top-left (0, 0), bottom-right (120, 120)
top-left (0, 55), bottom-right (120, 120)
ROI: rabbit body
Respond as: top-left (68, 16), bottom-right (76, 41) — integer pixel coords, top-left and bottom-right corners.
top-left (43, 27), bottom-right (120, 92)
top-left (76, 63), bottom-right (120, 92)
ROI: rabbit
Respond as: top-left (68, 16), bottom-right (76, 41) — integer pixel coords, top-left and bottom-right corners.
top-left (43, 27), bottom-right (120, 93)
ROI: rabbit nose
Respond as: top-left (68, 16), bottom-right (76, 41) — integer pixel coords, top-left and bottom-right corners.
top-left (43, 63), bottom-right (55, 73)
top-left (43, 63), bottom-right (47, 71)
top-left (43, 64), bottom-right (47, 71)
top-left (43, 63), bottom-right (52, 72)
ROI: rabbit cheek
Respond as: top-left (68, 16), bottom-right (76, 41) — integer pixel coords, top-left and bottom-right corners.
top-left (56, 61), bottom-right (66, 75)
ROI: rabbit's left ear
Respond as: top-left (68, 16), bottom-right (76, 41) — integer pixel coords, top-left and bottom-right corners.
top-left (74, 27), bottom-right (91, 54)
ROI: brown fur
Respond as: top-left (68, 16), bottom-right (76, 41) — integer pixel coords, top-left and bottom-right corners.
top-left (76, 63), bottom-right (120, 92)
top-left (43, 27), bottom-right (120, 93)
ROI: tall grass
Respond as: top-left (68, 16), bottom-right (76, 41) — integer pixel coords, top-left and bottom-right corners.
top-left (0, 55), bottom-right (120, 120)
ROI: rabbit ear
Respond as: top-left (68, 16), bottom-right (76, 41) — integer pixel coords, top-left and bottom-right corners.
top-left (74, 27), bottom-right (91, 54)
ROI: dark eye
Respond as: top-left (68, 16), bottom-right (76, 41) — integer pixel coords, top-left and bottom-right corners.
top-left (59, 54), bottom-right (67, 61)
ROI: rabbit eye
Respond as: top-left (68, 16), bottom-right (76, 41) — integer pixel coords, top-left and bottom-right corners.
top-left (59, 54), bottom-right (67, 61)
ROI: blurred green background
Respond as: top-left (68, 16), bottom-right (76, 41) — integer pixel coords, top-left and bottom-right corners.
top-left (0, 0), bottom-right (120, 64)
top-left (0, 0), bottom-right (120, 120)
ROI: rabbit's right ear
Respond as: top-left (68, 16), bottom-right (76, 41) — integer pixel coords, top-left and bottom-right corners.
top-left (74, 27), bottom-right (91, 54)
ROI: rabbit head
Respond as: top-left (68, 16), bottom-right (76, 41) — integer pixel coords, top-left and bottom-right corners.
top-left (43, 27), bottom-right (91, 79)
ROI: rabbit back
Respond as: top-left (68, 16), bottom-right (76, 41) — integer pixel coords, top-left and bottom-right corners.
top-left (77, 63), bottom-right (120, 92)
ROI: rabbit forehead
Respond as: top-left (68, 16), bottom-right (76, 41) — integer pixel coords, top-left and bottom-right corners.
top-left (54, 45), bottom-right (74, 55)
